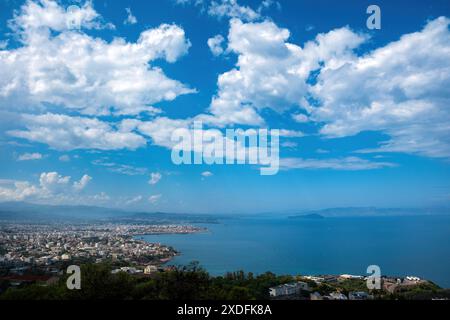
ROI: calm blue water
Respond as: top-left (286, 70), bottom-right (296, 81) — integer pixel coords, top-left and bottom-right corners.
top-left (140, 216), bottom-right (450, 288)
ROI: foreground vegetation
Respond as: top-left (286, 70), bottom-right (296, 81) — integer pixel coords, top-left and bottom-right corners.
top-left (1, 263), bottom-right (449, 300)
top-left (0, 262), bottom-right (294, 300)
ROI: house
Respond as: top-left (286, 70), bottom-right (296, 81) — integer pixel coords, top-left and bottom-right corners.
top-left (383, 281), bottom-right (399, 294)
top-left (304, 276), bottom-right (325, 284)
top-left (269, 281), bottom-right (310, 297)
top-left (323, 275), bottom-right (338, 283)
top-left (111, 267), bottom-right (142, 274)
top-left (269, 285), bottom-right (290, 297)
top-left (61, 254), bottom-right (70, 261)
top-left (392, 276), bottom-right (426, 292)
top-left (339, 274), bottom-right (364, 280)
top-left (405, 276), bottom-right (421, 283)
top-left (144, 265), bottom-right (158, 274)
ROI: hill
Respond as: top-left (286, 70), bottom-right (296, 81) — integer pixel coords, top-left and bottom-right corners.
top-left (0, 202), bottom-right (218, 224)
top-left (288, 207), bottom-right (450, 219)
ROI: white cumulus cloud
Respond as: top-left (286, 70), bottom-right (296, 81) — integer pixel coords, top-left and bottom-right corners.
top-left (208, 0), bottom-right (260, 22)
top-left (73, 174), bottom-right (92, 191)
top-left (0, 171), bottom-right (96, 203)
top-left (201, 171), bottom-right (214, 177)
top-left (17, 152), bottom-right (43, 161)
top-left (8, 113), bottom-right (147, 151)
top-left (149, 194), bottom-right (162, 204)
top-left (149, 172), bottom-right (162, 185)
top-left (124, 7), bottom-right (137, 25)
top-left (280, 157), bottom-right (396, 171)
top-left (310, 17), bottom-right (450, 158)
top-left (199, 18), bottom-right (365, 127)
top-left (207, 34), bottom-right (225, 56)
top-left (0, 0), bottom-right (194, 117)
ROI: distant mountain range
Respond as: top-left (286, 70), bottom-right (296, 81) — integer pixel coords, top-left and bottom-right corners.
top-left (289, 213), bottom-right (325, 220)
top-left (1, 202), bottom-right (449, 223)
top-left (0, 202), bottom-right (219, 224)
top-left (289, 207), bottom-right (450, 219)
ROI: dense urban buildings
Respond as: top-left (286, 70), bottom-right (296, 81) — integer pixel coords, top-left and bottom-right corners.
top-left (0, 223), bottom-right (204, 273)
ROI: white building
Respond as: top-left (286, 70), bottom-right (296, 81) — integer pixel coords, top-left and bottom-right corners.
top-left (269, 281), bottom-right (310, 297)
top-left (304, 276), bottom-right (325, 284)
top-left (339, 274), bottom-right (364, 280)
top-left (406, 276), bottom-right (421, 282)
top-left (111, 267), bottom-right (142, 274)
top-left (144, 265), bottom-right (158, 274)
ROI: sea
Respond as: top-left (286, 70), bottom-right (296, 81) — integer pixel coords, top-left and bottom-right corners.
top-left (139, 215), bottom-right (450, 288)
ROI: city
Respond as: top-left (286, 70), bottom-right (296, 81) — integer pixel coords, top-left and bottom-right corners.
top-left (0, 222), bottom-right (206, 281)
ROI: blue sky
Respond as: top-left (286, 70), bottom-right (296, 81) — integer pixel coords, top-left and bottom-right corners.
top-left (0, 0), bottom-right (449, 213)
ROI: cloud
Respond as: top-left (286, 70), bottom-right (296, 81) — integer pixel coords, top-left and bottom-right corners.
top-left (309, 17), bottom-right (450, 159)
top-left (207, 34), bottom-right (225, 56)
top-left (17, 152), bottom-right (43, 161)
top-left (200, 16), bottom-right (450, 160)
top-left (0, 40), bottom-right (8, 49)
top-left (281, 141), bottom-right (297, 149)
top-left (125, 195), bottom-right (143, 205)
top-left (175, 0), bottom-right (204, 5)
top-left (73, 174), bottom-right (92, 191)
top-left (279, 129), bottom-right (304, 138)
top-left (257, 0), bottom-right (281, 13)
top-left (0, 1), bottom-right (199, 152)
top-left (201, 171), bottom-right (213, 177)
top-left (39, 171), bottom-right (71, 193)
top-left (0, 0), bottom-right (194, 117)
top-left (8, 0), bottom-right (114, 37)
top-left (59, 155), bottom-right (70, 162)
top-left (2, 1), bottom-right (449, 165)
top-left (200, 18), bottom-right (365, 127)
top-left (92, 159), bottom-right (148, 176)
top-left (175, 0), bottom-right (261, 22)
top-left (122, 117), bottom-right (190, 149)
top-left (0, 180), bottom-right (40, 202)
top-left (208, 0), bottom-right (260, 22)
top-left (280, 157), bottom-right (396, 171)
top-left (8, 113), bottom-right (147, 151)
top-left (124, 7), bottom-right (137, 25)
top-left (0, 171), bottom-right (98, 203)
top-left (292, 114), bottom-right (309, 123)
top-left (149, 194), bottom-right (162, 204)
top-left (149, 172), bottom-right (162, 185)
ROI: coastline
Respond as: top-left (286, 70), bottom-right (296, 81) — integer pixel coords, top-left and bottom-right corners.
top-left (134, 225), bottom-right (210, 266)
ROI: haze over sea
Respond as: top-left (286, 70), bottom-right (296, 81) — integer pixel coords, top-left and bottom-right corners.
top-left (141, 215), bottom-right (450, 288)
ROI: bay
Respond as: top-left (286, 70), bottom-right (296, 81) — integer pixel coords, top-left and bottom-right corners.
top-left (140, 215), bottom-right (450, 288)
